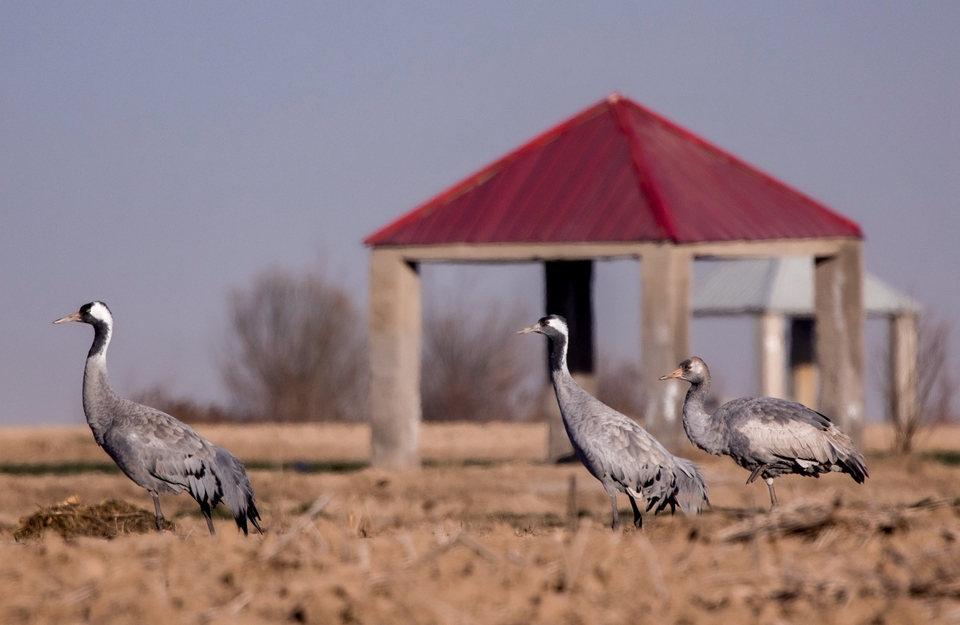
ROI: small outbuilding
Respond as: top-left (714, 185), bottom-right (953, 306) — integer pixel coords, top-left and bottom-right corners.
top-left (693, 257), bottom-right (920, 422)
top-left (364, 93), bottom-right (865, 468)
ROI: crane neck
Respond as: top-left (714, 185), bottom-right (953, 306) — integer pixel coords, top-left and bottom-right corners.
top-left (82, 320), bottom-right (119, 443)
top-left (87, 318), bottom-right (112, 359)
top-left (546, 331), bottom-right (571, 381)
top-left (545, 330), bottom-right (594, 430)
top-left (680, 375), bottom-right (722, 454)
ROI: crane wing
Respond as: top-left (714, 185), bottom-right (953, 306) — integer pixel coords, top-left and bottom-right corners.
top-left (116, 404), bottom-right (224, 504)
top-left (576, 401), bottom-right (674, 487)
top-left (724, 398), bottom-right (844, 466)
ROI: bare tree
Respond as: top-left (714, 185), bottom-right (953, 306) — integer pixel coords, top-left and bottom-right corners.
top-left (421, 299), bottom-right (539, 422)
top-left (221, 268), bottom-right (368, 422)
top-left (883, 313), bottom-right (957, 454)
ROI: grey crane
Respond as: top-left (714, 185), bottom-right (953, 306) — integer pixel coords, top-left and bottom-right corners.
top-left (519, 315), bottom-right (708, 530)
top-left (660, 357), bottom-right (868, 509)
top-left (55, 301), bottom-right (262, 535)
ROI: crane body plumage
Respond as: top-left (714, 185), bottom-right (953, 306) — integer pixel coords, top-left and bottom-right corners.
top-left (56, 301), bottom-right (262, 535)
top-left (661, 357), bottom-right (868, 508)
top-left (520, 316), bottom-right (708, 529)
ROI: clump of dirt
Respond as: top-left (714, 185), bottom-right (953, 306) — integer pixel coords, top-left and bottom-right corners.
top-left (14, 496), bottom-right (173, 541)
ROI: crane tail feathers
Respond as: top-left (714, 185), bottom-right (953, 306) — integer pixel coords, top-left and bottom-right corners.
top-left (213, 446), bottom-right (262, 535)
top-left (824, 426), bottom-right (869, 484)
top-left (629, 458), bottom-right (709, 517)
top-left (672, 458), bottom-right (709, 516)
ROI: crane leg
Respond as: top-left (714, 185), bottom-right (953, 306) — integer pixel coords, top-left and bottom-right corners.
top-left (152, 494), bottom-right (165, 532)
top-left (765, 478), bottom-right (778, 509)
top-left (627, 494), bottom-right (643, 529)
top-left (199, 501), bottom-right (216, 535)
top-left (609, 493), bottom-right (621, 531)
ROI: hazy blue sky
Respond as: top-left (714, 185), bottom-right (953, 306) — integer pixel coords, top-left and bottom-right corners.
top-left (2, 2), bottom-right (958, 425)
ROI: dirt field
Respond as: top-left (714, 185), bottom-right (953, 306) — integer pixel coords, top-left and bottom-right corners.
top-left (2, 422), bottom-right (959, 624)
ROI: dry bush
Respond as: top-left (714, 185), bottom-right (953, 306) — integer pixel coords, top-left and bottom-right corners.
top-left (596, 358), bottom-right (645, 422)
top-left (221, 268), bottom-right (368, 422)
top-left (421, 300), bottom-right (539, 422)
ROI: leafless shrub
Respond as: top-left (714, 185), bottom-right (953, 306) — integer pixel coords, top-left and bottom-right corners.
top-left (596, 358), bottom-right (645, 423)
top-left (421, 299), bottom-right (539, 422)
top-left (221, 268), bottom-right (368, 422)
top-left (881, 313), bottom-right (957, 454)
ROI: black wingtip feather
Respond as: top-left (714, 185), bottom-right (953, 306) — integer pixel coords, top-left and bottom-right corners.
top-left (847, 460), bottom-right (868, 484)
top-left (234, 497), bottom-right (262, 535)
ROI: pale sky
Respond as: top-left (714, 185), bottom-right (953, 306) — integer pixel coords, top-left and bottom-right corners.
top-left (3, 2), bottom-right (958, 425)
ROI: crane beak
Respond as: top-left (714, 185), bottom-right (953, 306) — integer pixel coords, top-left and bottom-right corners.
top-left (659, 367), bottom-right (684, 381)
top-left (517, 323), bottom-right (541, 335)
top-left (53, 311), bottom-right (82, 324)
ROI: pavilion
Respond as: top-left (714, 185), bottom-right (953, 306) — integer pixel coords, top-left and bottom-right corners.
top-left (364, 93), bottom-right (865, 468)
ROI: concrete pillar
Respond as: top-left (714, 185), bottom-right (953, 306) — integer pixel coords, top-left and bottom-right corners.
top-left (544, 261), bottom-right (594, 462)
top-left (369, 248), bottom-right (422, 469)
top-left (889, 311), bottom-right (919, 427)
top-left (815, 241), bottom-right (865, 449)
top-left (641, 245), bottom-right (692, 452)
top-left (757, 312), bottom-right (787, 399)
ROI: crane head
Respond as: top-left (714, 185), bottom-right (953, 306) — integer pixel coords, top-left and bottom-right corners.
top-left (659, 356), bottom-right (709, 384)
top-left (54, 301), bottom-right (113, 326)
top-left (518, 314), bottom-right (569, 339)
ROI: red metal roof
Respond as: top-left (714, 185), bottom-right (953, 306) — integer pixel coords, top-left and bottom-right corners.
top-left (365, 94), bottom-right (863, 246)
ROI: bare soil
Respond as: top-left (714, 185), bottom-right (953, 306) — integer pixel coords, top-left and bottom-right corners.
top-left (1, 422), bottom-right (959, 624)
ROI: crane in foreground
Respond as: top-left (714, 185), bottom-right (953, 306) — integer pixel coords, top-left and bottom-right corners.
top-left (55, 301), bottom-right (262, 535)
top-left (660, 357), bottom-right (868, 509)
top-left (519, 315), bottom-right (708, 530)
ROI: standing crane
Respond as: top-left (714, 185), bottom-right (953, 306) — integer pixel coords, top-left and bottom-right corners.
top-left (55, 301), bottom-right (262, 535)
top-left (660, 357), bottom-right (868, 509)
top-left (520, 315), bottom-right (708, 530)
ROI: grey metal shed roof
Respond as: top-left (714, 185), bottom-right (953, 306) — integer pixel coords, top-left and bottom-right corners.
top-left (692, 257), bottom-right (921, 317)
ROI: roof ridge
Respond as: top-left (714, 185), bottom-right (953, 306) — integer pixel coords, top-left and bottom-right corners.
top-left (618, 98), bottom-right (863, 238)
top-left (608, 96), bottom-right (680, 242)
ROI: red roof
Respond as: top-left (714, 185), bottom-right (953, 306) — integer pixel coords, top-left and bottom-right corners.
top-left (365, 94), bottom-right (862, 246)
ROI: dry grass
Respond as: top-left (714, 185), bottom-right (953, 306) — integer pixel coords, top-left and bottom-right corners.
top-left (1, 422), bottom-right (959, 624)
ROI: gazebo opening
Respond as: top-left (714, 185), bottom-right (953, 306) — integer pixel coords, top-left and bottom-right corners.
top-left (416, 259), bottom-right (645, 425)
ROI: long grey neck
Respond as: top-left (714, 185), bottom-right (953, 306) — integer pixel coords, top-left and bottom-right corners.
top-left (547, 332), bottom-right (569, 379)
top-left (82, 321), bottom-right (119, 444)
top-left (547, 332), bottom-right (587, 425)
top-left (681, 376), bottom-right (723, 455)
